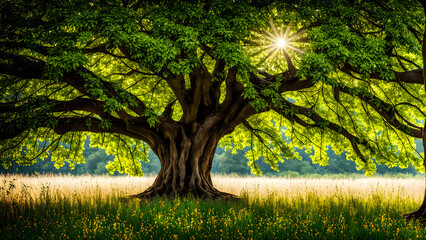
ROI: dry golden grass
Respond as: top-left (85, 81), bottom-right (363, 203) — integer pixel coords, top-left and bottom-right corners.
top-left (214, 176), bottom-right (424, 200)
top-left (1, 174), bottom-right (423, 202)
top-left (2, 174), bottom-right (426, 239)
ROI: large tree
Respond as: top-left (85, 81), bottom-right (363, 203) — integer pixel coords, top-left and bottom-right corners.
top-left (1, 0), bottom-right (426, 213)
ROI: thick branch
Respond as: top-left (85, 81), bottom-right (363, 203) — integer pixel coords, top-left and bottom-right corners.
top-left (0, 115), bottom-right (154, 144)
top-left (164, 74), bottom-right (187, 111)
top-left (63, 67), bottom-right (147, 116)
top-left (53, 117), bottom-right (150, 142)
top-left (220, 67), bottom-right (242, 111)
top-left (251, 70), bottom-right (314, 93)
top-left (0, 55), bottom-right (45, 79)
top-left (279, 76), bottom-right (314, 92)
top-left (0, 41), bottom-right (50, 56)
top-left (342, 63), bottom-right (423, 84)
top-left (394, 70), bottom-right (423, 84)
top-left (0, 57), bottom-right (148, 117)
top-left (283, 50), bottom-right (296, 74)
top-left (0, 98), bottom-right (107, 118)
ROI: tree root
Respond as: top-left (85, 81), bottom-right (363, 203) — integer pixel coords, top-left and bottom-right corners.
top-left (129, 185), bottom-right (239, 201)
top-left (403, 209), bottom-right (426, 225)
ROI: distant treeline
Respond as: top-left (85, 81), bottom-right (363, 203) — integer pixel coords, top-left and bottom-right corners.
top-left (1, 138), bottom-right (421, 176)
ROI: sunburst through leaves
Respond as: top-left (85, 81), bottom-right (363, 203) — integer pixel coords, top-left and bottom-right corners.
top-left (250, 20), bottom-right (306, 70)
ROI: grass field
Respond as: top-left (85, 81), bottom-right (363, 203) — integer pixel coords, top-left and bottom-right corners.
top-left (1, 174), bottom-right (426, 239)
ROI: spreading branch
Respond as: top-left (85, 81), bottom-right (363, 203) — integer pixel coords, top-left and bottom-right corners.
top-left (271, 98), bottom-right (372, 163)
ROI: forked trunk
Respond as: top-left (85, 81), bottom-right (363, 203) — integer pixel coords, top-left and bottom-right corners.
top-left (132, 123), bottom-right (237, 199)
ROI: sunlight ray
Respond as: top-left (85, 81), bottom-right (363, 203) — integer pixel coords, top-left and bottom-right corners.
top-left (249, 45), bottom-right (275, 58)
top-left (286, 44), bottom-right (305, 54)
top-left (269, 19), bottom-right (280, 38)
top-left (283, 24), bottom-right (292, 39)
top-left (255, 48), bottom-right (280, 66)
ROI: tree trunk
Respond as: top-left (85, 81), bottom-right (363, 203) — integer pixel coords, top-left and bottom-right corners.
top-left (131, 122), bottom-right (237, 199)
top-left (403, 122), bottom-right (426, 222)
top-left (403, 164), bottom-right (426, 223)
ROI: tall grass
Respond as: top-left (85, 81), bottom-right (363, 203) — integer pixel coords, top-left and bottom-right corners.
top-left (1, 174), bottom-right (426, 239)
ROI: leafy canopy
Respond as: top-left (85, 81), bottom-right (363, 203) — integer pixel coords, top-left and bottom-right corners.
top-left (0, 0), bottom-right (425, 176)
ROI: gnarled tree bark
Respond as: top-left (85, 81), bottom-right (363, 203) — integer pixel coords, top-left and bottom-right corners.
top-left (403, 121), bottom-right (426, 222)
top-left (132, 120), bottom-right (237, 199)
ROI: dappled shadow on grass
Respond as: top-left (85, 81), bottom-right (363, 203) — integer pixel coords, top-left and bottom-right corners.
top-left (2, 191), bottom-right (426, 239)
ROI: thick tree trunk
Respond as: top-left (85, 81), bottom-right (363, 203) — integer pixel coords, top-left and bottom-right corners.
top-left (403, 122), bottom-right (426, 222)
top-left (406, 4), bottom-right (426, 222)
top-left (132, 122), bottom-right (237, 199)
top-left (403, 169), bottom-right (426, 222)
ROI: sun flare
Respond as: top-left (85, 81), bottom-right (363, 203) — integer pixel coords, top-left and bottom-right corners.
top-left (247, 20), bottom-right (306, 68)
top-left (276, 38), bottom-right (287, 48)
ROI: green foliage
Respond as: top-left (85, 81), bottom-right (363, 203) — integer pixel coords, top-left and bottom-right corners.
top-left (1, 0), bottom-right (425, 178)
top-left (212, 146), bottom-right (420, 176)
top-left (46, 50), bottom-right (88, 81)
top-left (89, 134), bottom-right (149, 176)
top-left (2, 139), bottom-right (419, 176)
top-left (142, 109), bottom-right (160, 128)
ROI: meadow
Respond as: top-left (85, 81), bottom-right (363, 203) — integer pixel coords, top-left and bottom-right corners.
top-left (1, 174), bottom-right (426, 239)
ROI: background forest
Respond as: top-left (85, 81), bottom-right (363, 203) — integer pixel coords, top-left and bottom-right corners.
top-left (2, 137), bottom-right (421, 176)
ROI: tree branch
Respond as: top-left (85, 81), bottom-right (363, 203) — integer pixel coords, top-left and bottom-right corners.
top-left (336, 85), bottom-right (422, 138)
top-left (0, 55), bottom-right (45, 79)
top-left (283, 49), bottom-right (296, 74)
top-left (84, 46), bottom-right (127, 59)
top-left (271, 98), bottom-right (371, 163)
top-left (63, 67), bottom-right (147, 116)
top-left (341, 63), bottom-right (423, 84)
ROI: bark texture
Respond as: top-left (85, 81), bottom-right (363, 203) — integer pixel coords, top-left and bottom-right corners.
top-left (402, 160), bottom-right (426, 222)
top-left (403, 119), bottom-right (426, 222)
top-left (132, 121), bottom-right (237, 199)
